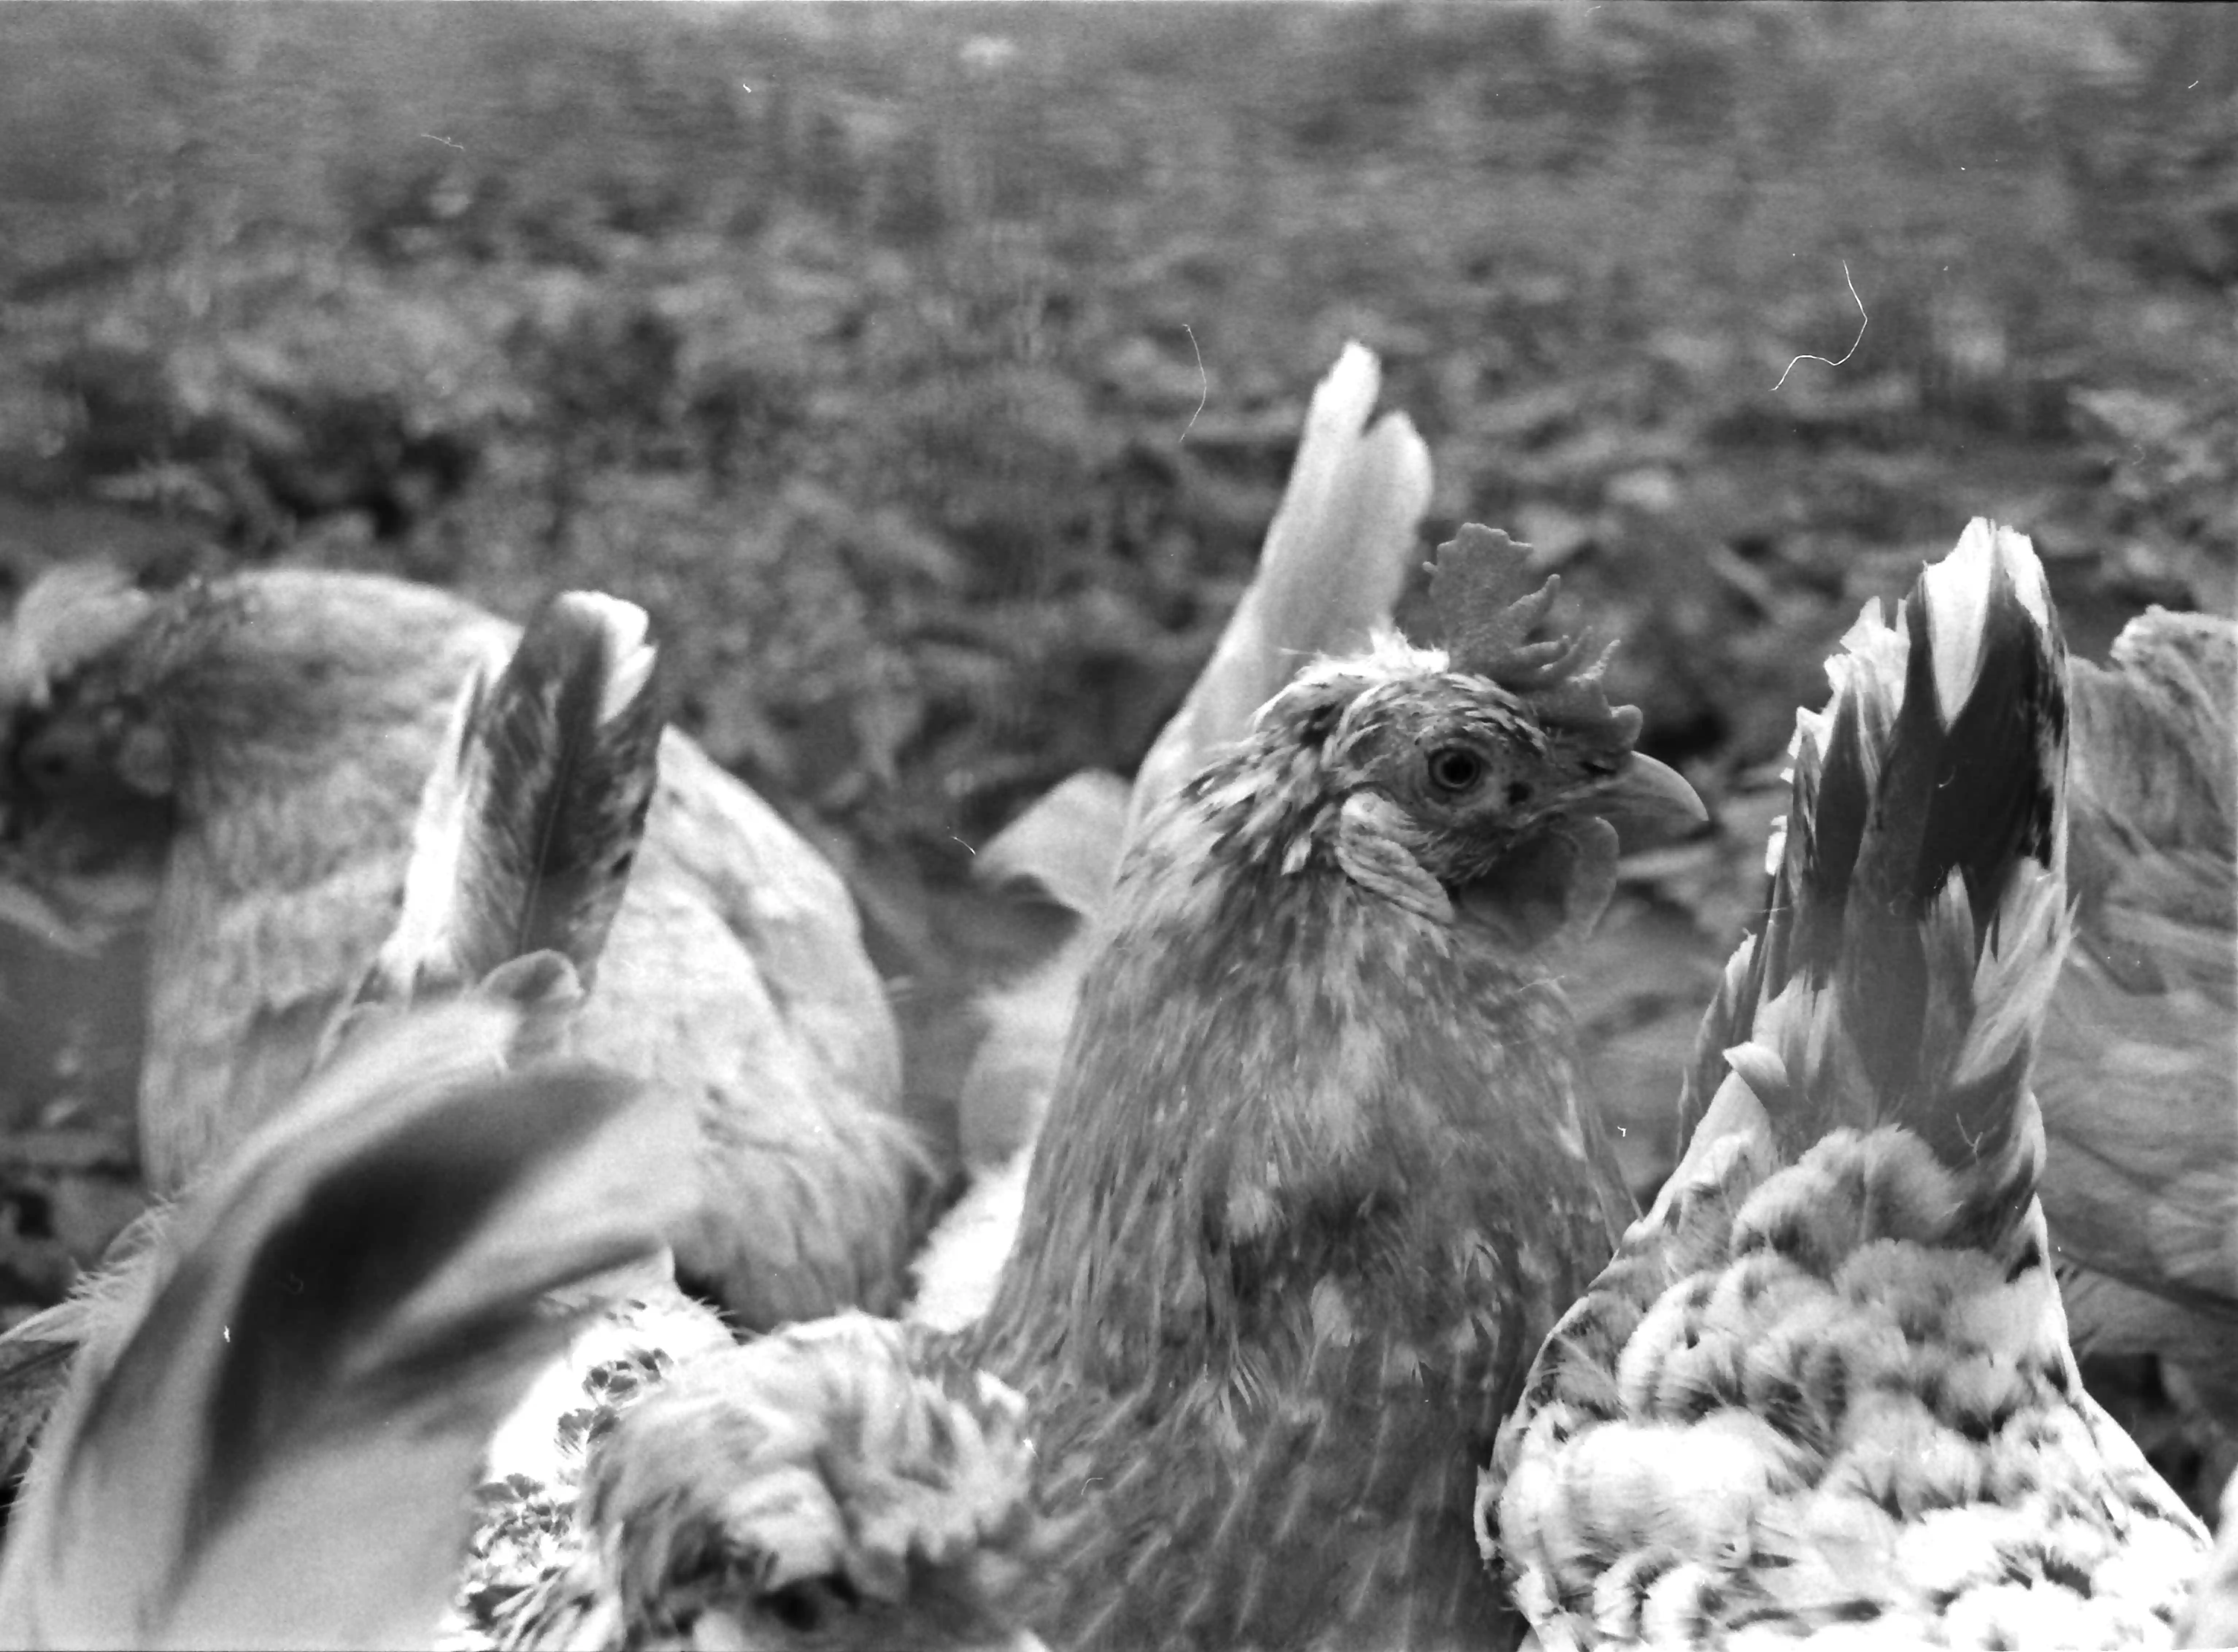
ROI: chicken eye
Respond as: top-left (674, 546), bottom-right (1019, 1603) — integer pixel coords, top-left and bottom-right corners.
top-left (1424, 745), bottom-right (1487, 797)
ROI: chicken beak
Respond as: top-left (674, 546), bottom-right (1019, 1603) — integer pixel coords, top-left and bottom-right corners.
top-left (1595, 751), bottom-right (1707, 847)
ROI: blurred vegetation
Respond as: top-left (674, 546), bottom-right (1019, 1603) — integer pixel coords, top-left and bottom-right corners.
top-left (0, 3), bottom-right (2233, 1141)
top-left (3, 4), bottom-right (2231, 881)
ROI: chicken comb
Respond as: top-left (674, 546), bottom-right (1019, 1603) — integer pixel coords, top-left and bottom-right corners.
top-left (1429, 525), bottom-right (1640, 743)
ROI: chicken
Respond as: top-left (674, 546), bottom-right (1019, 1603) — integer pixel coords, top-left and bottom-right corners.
top-left (0, 561), bottom-right (918, 1328)
top-left (507, 522), bottom-right (1703, 1651)
top-left (2032, 611), bottom-right (2238, 1455)
top-left (1478, 520), bottom-right (2211, 1648)
top-left (911, 339), bottom-right (1433, 1330)
top-left (0, 1003), bottom-right (691, 1651)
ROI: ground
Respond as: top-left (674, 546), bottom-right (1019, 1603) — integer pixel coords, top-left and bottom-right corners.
top-left (0, 0), bottom-right (2231, 1493)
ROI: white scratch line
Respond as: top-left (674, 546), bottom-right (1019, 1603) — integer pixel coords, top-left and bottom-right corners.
top-left (1771, 260), bottom-right (1867, 392)
top-left (421, 133), bottom-right (463, 150)
top-left (1179, 323), bottom-right (1207, 445)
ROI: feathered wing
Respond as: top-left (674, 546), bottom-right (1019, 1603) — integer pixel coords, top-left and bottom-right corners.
top-left (0, 1003), bottom-right (694, 1651)
top-left (913, 341), bottom-right (1432, 1328)
top-left (1481, 520), bottom-right (2208, 1649)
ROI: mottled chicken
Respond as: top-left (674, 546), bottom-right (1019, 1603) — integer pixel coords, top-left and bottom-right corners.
top-left (506, 523), bottom-right (1702, 1651)
top-left (0, 562), bottom-right (917, 1328)
top-left (1479, 520), bottom-right (2211, 1648)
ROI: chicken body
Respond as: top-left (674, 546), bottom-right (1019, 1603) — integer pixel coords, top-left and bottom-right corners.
top-left (0, 564), bottom-right (915, 1327)
top-left (1480, 521), bottom-right (2209, 1648)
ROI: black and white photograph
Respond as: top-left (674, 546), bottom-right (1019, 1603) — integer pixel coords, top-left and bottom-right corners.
top-left (0, 4), bottom-right (2230, 1646)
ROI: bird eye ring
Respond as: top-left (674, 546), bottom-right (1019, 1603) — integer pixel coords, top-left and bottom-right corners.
top-left (1424, 745), bottom-right (1486, 796)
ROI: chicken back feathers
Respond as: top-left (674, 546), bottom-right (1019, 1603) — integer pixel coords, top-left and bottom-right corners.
top-left (1480, 520), bottom-right (2209, 1649)
top-left (956, 525), bottom-right (1684, 1651)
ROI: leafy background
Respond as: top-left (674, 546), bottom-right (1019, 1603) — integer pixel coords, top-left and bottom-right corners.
top-left (0, 1), bottom-right (2231, 1474)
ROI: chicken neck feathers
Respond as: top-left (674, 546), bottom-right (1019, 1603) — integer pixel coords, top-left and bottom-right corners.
top-left (1482, 520), bottom-right (2209, 1649)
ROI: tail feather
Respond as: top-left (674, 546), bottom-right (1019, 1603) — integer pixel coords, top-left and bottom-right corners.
top-left (1733, 521), bottom-right (2068, 1212)
top-left (0, 1003), bottom-right (692, 1648)
top-left (369, 592), bottom-right (663, 1006)
top-left (1124, 340), bottom-right (1430, 837)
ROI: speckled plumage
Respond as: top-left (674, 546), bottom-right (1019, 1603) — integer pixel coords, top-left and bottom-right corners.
top-left (1480, 520), bottom-right (2210, 1649)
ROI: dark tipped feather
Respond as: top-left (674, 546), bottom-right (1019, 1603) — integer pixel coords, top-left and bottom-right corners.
top-left (361, 593), bottom-right (663, 1015)
top-left (1831, 528), bottom-right (2066, 1176)
top-left (462, 593), bottom-right (663, 986)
